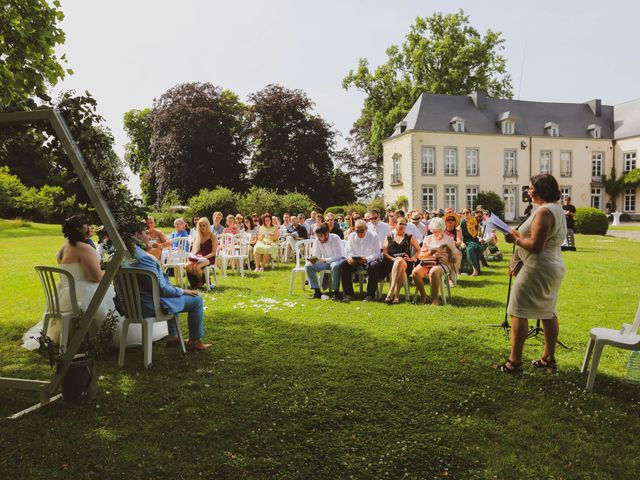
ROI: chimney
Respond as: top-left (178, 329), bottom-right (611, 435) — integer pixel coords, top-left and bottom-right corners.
top-left (587, 99), bottom-right (601, 117)
top-left (469, 91), bottom-right (487, 109)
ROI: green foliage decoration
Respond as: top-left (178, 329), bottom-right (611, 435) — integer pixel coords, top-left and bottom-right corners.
top-left (476, 191), bottom-right (505, 218)
top-left (186, 187), bottom-right (239, 220)
top-left (575, 208), bottom-right (609, 235)
top-left (343, 202), bottom-right (368, 216)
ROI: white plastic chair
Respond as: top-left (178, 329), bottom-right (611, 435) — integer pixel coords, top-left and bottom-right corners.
top-left (289, 239), bottom-right (315, 295)
top-left (218, 233), bottom-right (250, 276)
top-left (114, 267), bottom-right (186, 368)
top-left (378, 272), bottom-right (411, 301)
top-left (34, 265), bottom-right (81, 353)
top-left (161, 237), bottom-right (190, 288)
top-left (412, 267), bottom-right (451, 305)
top-left (581, 300), bottom-right (640, 391)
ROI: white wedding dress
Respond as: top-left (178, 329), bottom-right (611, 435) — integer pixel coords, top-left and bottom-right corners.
top-left (22, 263), bottom-right (168, 350)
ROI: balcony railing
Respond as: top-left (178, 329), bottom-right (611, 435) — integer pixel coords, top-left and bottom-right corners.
top-left (390, 173), bottom-right (402, 185)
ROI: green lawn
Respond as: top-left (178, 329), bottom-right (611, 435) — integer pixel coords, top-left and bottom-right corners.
top-left (1, 221), bottom-right (639, 479)
top-left (608, 225), bottom-right (640, 231)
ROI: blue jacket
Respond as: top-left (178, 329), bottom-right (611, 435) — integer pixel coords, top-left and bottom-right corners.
top-left (128, 246), bottom-right (187, 316)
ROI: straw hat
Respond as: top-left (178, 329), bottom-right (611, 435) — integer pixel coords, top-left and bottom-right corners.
top-left (443, 212), bottom-right (460, 228)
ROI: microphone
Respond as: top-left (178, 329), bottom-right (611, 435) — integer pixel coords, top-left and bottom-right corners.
top-left (524, 203), bottom-right (533, 216)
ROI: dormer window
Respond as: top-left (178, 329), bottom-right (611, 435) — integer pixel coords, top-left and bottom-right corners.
top-left (545, 122), bottom-right (559, 137)
top-left (450, 116), bottom-right (465, 133)
top-left (588, 124), bottom-right (602, 139)
top-left (394, 121), bottom-right (407, 135)
top-left (497, 112), bottom-right (516, 135)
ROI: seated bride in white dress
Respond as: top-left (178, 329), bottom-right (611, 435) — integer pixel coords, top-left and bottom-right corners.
top-left (22, 215), bottom-right (168, 350)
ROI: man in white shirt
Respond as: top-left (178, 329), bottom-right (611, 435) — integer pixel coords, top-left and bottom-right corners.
top-left (409, 211), bottom-right (427, 244)
top-left (340, 219), bottom-right (381, 302)
top-left (305, 223), bottom-right (345, 300)
top-left (367, 208), bottom-right (391, 251)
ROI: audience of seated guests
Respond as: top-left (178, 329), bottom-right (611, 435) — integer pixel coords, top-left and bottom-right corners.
top-left (338, 215), bottom-right (348, 230)
top-left (96, 226), bottom-right (114, 265)
top-left (297, 214), bottom-right (310, 235)
top-left (412, 217), bottom-right (455, 305)
top-left (386, 211), bottom-right (396, 230)
top-left (442, 212), bottom-right (463, 280)
top-left (242, 215), bottom-right (259, 244)
top-left (409, 211), bottom-right (427, 244)
top-left (190, 215), bottom-right (201, 241)
top-left (395, 210), bottom-right (421, 240)
top-left (474, 206), bottom-right (490, 267)
top-left (211, 212), bottom-right (224, 236)
top-left (460, 208), bottom-right (483, 276)
top-left (340, 219), bottom-right (381, 302)
top-left (223, 214), bottom-right (240, 235)
top-left (380, 218), bottom-right (420, 304)
top-left (252, 213), bottom-right (260, 226)
top-left (367, 209), bottom-right (391, 250)
top-left (253, 213), bottom-right (279, 271)
top-left (310, 212), bottom-right (324, 237)
top-left (169, 217), bottom-right (190, 248)
top-left (130, 225), bottom-right (211, 351)
top-left (287, 214), bottom-right (309, 239)
top-left (186, 217), bottom-right (217, 288)
top-left (235, 213), bottom-right (244, 229)
top-left (344, 214), bottom-right (357, 237)
top-left (145, 216), bottom-right (169, 260)
top-left (305, 222), bottom-right (345, 300)
top-left (305, 210), bottom-right (317, 232)
top-left (324, 212), bottom-right (344, 239)
top-left (282, 213), bottom-right (292, 230)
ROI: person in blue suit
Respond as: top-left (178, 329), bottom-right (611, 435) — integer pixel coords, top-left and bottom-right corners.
top-left (129, 227), bottom-right (211, 351)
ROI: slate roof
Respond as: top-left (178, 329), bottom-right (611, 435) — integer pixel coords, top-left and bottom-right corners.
top-left (613, 98), bottom-right (640, 139)
top-left (391, 92), bottom-right (616, 139)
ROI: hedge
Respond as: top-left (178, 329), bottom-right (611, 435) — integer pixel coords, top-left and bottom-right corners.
top-left (575, 207), bottom-right (608, 235)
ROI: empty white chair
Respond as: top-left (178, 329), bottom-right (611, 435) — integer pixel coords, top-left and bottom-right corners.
top-left (217, 233), bottom-right (250, 276)
top-left (114, 267), bottom-right (186, 368)
top-left (161, 237), bottom-right (190, 288)
top-left (289, 239), bottom-right (315, 295)
top-left (581, 300), bottom-right (640, 392)
top-left (34, 265), bottom-right (81, 352)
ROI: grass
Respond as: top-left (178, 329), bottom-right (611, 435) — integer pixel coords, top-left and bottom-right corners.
top-left (608, 225), bottom-right (640, 231)
top-left (1, 221), bottom-right (640, 479)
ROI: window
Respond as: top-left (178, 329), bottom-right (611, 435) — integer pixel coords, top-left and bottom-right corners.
top-left (501, 120), bottom-right (515, 135)
top-left (421, 146), bottom-right (435, 175)
top-left (588, 124), bottom-right (602, 139)
top-left (504, 149), bottom-right (517, 176)
top-left (592, 152), bottom-right (604, 178)
top-left (624, 189), bottom-right (636, 212)
top-left (560, 187), bottom-right (571, 202)
top-left (444, 186), bottom-right (457, 210)
top-left (560, 151), bottom-right (572, 177)
top-left (422, 186), bottom-right (436, 211)
top-left (466, 186), bottom-right (479, 210)
top-left (465, 148), bottom-right (479, 176)
top-left (444, 147), bottom-right (457, 175)
top-left (624, 152), bottom-right (637, 173)
top-left (391, 154), bottom-right (402, 184)
top-left (450, 116), bottom-right (465, 132)
top-left (540, 151), bottom-right (552, 174)
top-left (545, 123), bottom-right (559, 137)
top-left (591, 188), bottom-right (602, 209)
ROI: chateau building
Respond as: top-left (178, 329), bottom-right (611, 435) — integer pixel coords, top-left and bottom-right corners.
top-left (383, 92), bottom-right (639, 220)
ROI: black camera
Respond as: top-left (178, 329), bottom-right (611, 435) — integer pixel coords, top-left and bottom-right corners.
top-left (522, 185), bottom-right (531, 203)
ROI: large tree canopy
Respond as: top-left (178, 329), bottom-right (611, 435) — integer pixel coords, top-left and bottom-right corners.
top-left (149, 82), bottom-right (250, 204)
top-left (0, 0), bottom-right (70, 108)
top-left (343, 10), bottom-right (513, 196)
top-left (248, 84), bottom-right (336, 207)
top-left (123, 108), bottom-right (153, 204)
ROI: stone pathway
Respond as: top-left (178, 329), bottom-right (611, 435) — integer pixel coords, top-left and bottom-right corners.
top-left (607, 222), bottom-right (640, 241)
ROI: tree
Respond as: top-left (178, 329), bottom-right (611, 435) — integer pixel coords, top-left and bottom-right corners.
top-left (0, 0), bottom-right (70, 108)
top-left (248, 84), bottom-right (336, 207)
top-left (476, 191), bottom-right (505, 219)
top-left (149, 82), bottom-right (250, 204)
top-left (327, 168), bottom-right (356, 206)
top-left (603, 165), bottom-right (625, 212)
top-left (123, 108), bottom-right (154, 203)
top-left (343, 10), bottom-right (512, 194)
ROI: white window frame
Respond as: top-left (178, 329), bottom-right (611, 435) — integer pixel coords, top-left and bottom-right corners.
top-left (465, 148), bottom-right (479, 176)
top-left (444, 147), bottom-right (458, 176)
top-left (592, 152), bottom-right (604, 178)
top-left (560, 151), bottom-right (572, 177)
top-left (504, 149), bottom-right (517, 177)
top-left (624, 151), bottom-right (637, 173)
top-left (453, 120), bottom-right (465, 132)
top-left (591, 187), bottom-right (602, 209)
top-left (547, 126), bottom-right (559, 137)
top-left (421, 146), bottom-right (436, 176)
top-left (444, 185), bottom-right (457, 211)
top-left (560, 186), bottom-right (572, 202)
top-left (392, 153), bottom-right (402, 183)
top-left (624, 188), bottom-right (636, 212)
top-left (501, 120), bottom-right (515, 135)
top-left (466, 186), bottom-right (479, 211)
top-left (421, 185), bottom-right (436, 211)
top-left (540, 150), bottom-right (552, 174)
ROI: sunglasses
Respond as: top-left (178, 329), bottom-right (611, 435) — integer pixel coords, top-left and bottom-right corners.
top-left (355, 228), bottom-right (367, 233)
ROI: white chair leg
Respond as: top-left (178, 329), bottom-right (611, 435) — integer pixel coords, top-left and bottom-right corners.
top-left (301, 271), bottom-right (306, 290)
top-left (239, 258), bottom-right (244, 277)
top-left (289, 271), bottom-right (296, 295)
top-left (581, 337), bottom-right (595, 373)
top-left (173, 316), bottom-right (186, 354)
top-left (142, 320), bottom-right (153, 369)
top-left (60, 316), bottom-right (72, 352)
top-left (118, 320), bottom-right (130, 367)
top-left (439, 275), bottom-right (447, 306)
top-left (403, 275), bottom-right (410, 302)
top-left (586, 341), bottom-right (605, 392)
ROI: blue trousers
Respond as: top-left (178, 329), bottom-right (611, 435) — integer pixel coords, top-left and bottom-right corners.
top-left (305, 261), bottom-right (342, 291)
top-left (167, 294), bottom-right (205, 341)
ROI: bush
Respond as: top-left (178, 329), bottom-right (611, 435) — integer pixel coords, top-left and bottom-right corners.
top-left (575, 208), bottom-right (609, 235)
top-left (343, 202), bottom-right (368, 216)
top-left (237, 187), bottom-right (281, 216)
top-left (324, 205), bottom-right (346, 216)
top-left (147, 211), bottom-right (179, 228)
top-left (367, 196), bottom-right (386, 213)
top-left (390, 195), bottom-right (408, 211)
top-left (186, 187), bottom-right (238, 220)
top-left (279, 192), bottom-right (316, 216)
top-left (0, 166), bottom-right (27, 218)
top-left (20, 185), bottom-right (76, 222)
top-left (476, 191), bottom-right (505, 219)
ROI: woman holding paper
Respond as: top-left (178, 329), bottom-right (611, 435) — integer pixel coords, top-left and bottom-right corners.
top-left (498, 174), bottom-right (566, 375)
top-left (186, 217), bottom-right (217, 288)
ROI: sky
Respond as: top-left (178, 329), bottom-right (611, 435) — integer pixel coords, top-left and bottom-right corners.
top-left (52, 0), bottom-right (640, 196)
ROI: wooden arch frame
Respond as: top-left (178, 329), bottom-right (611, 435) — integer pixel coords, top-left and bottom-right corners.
top-left (0, 109), bottom-right (127, 418)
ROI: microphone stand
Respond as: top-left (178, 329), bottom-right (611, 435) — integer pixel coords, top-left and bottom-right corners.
top-left (487, 203), bottom-right (533, 340)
